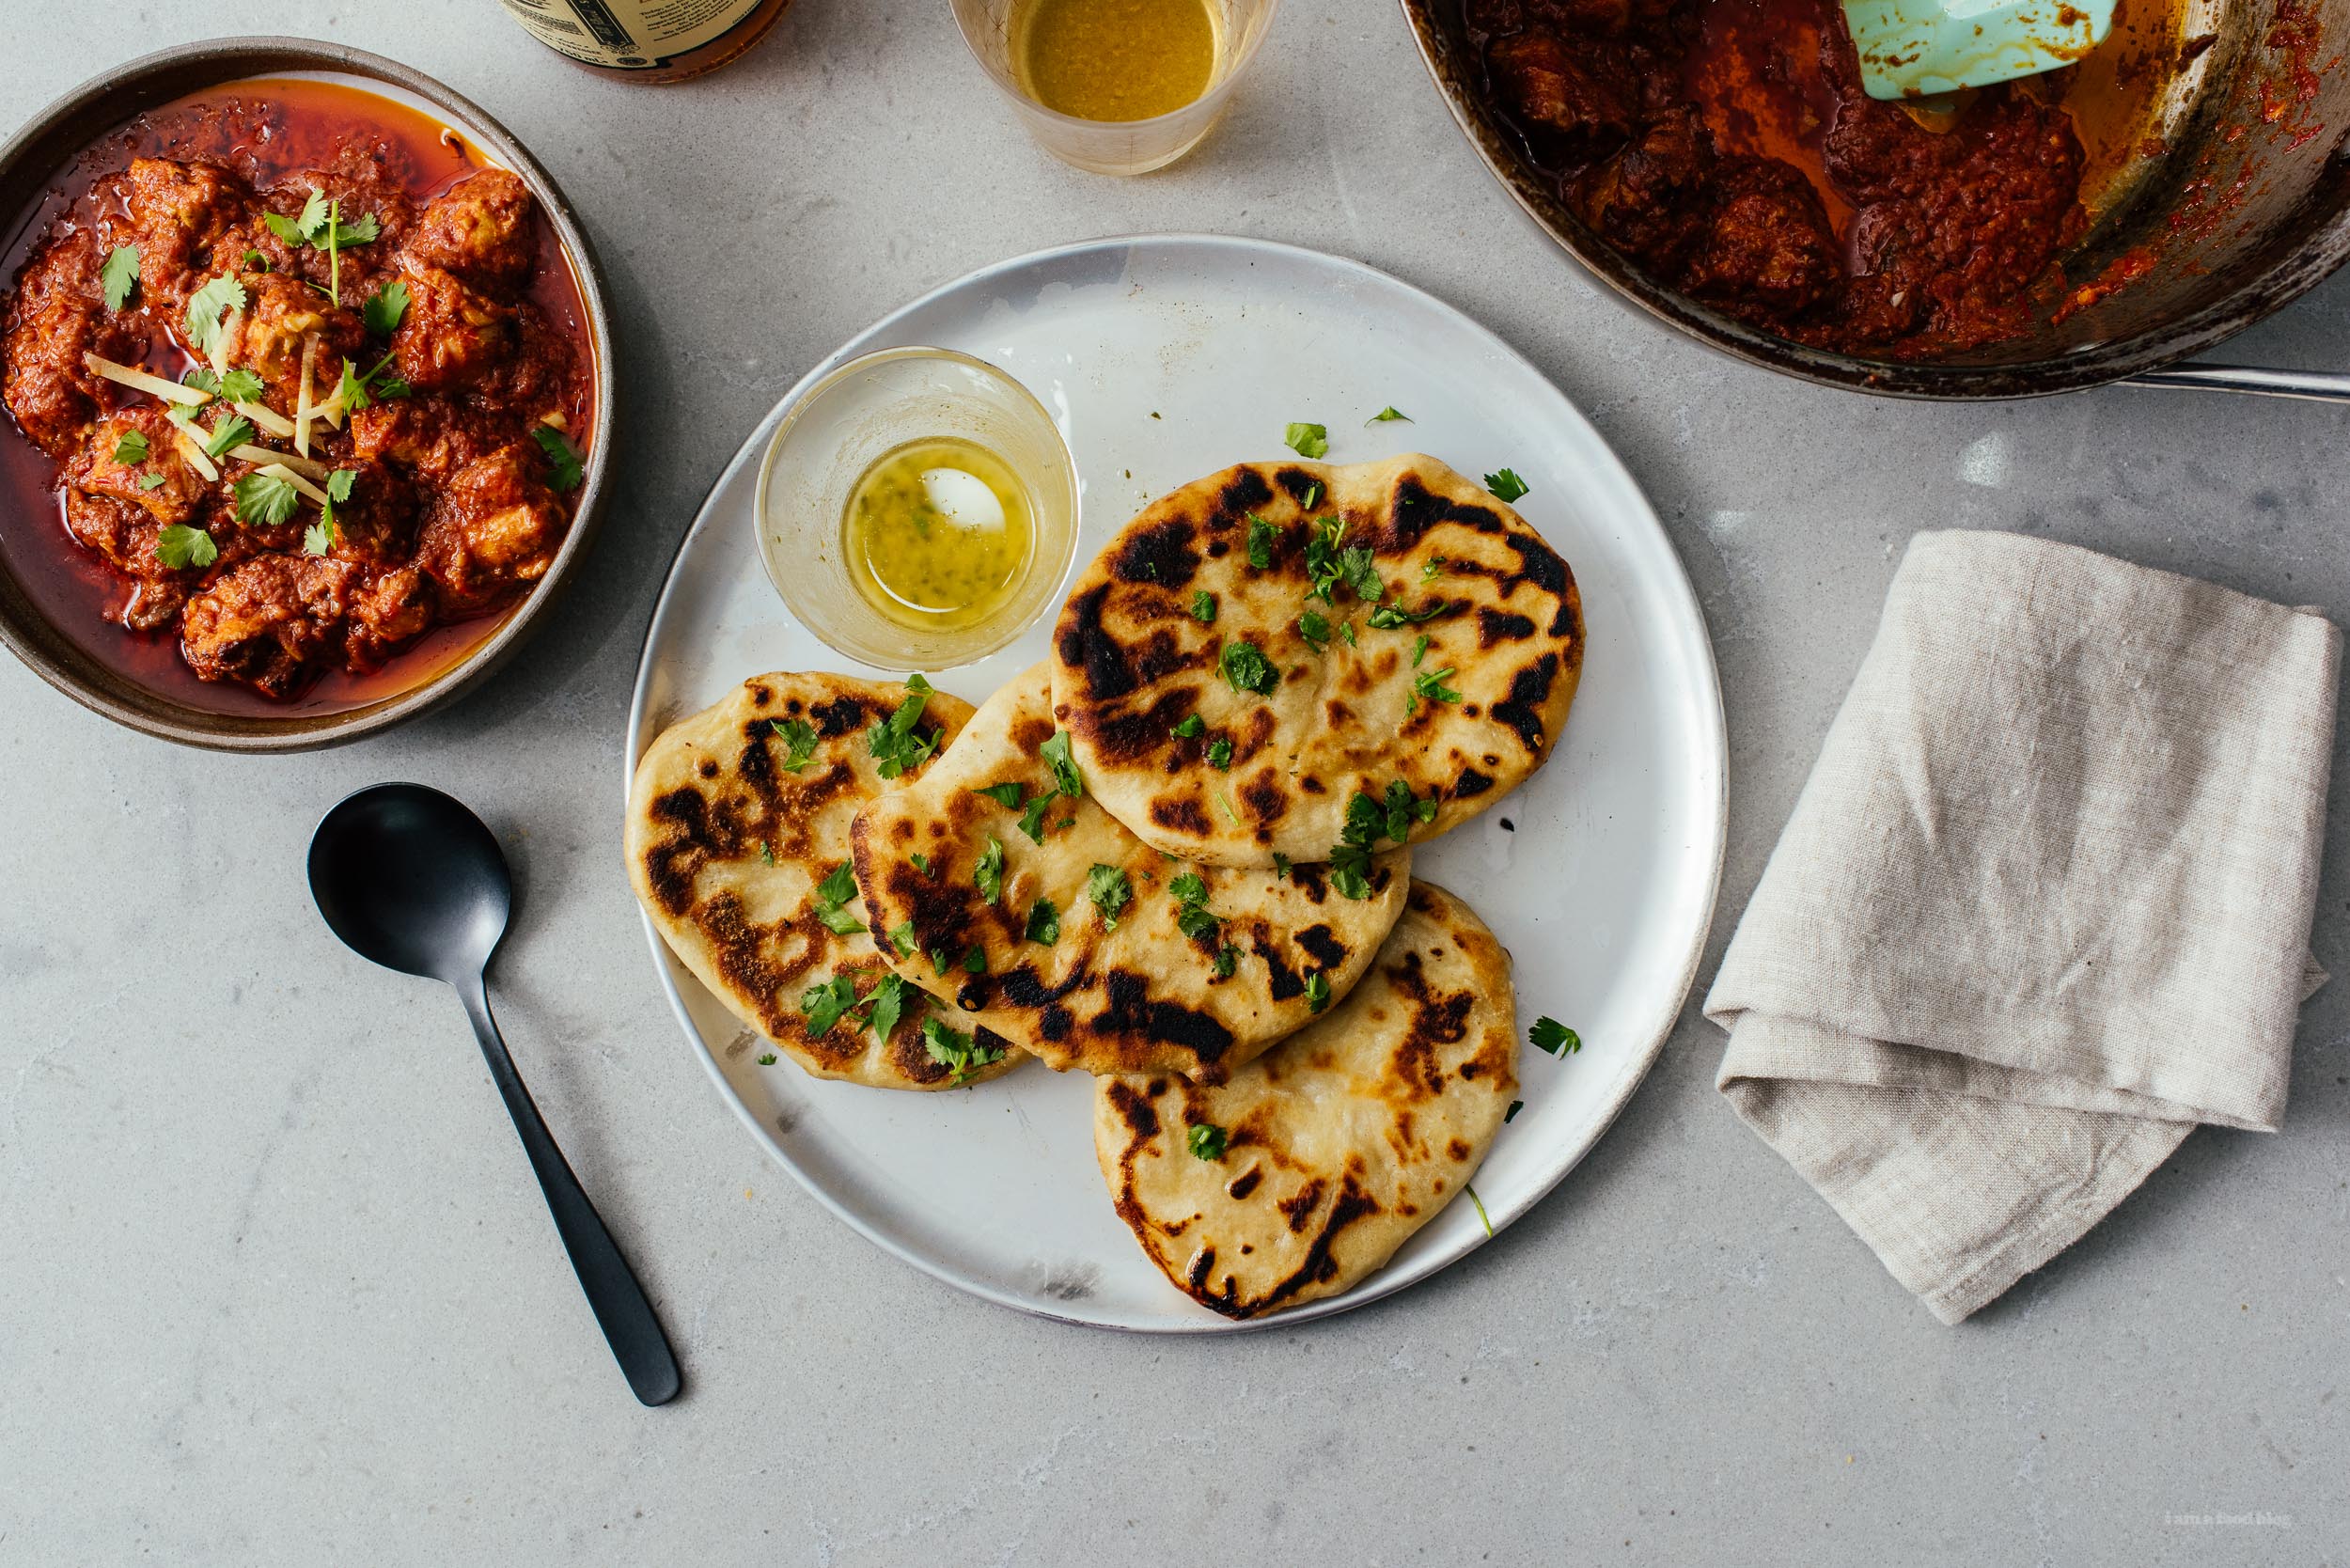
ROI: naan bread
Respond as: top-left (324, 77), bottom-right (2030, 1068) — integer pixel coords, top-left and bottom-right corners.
top-left (1094, 880), bottom-right (1518, 1318)
top-left (850, 662), bottom-right (1410, 1083)
top-left (625, 672), bottom-right (1021, 1090)
top-left (1050, 453), bottom-right (1583, 867)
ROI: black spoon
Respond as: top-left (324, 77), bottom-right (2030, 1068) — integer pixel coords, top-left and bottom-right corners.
top-left (308, 782), bottom-right (681, 1407)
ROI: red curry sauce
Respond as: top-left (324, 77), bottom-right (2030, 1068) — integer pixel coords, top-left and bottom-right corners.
top-left (0, 78), bottom-right (595, 714)
top-left (1466, 0), bottom-right (2143, 355)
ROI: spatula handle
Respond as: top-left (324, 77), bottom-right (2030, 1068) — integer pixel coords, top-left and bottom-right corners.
top-left (2124, 364), bottom-right (2350, 404)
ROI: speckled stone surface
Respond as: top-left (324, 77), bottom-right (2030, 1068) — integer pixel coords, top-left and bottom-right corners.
top-left (3, 4), bottom-right (2344, 1562)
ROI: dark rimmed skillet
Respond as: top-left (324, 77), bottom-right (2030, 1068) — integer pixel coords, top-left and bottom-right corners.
top-left (0, 38), bottom-right (615, 750)
top-left (1400, 0), bottom-right (2350, 400)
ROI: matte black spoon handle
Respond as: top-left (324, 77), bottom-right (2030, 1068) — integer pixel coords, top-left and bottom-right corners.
top-left (459, 978), bottom-right (682, 1406)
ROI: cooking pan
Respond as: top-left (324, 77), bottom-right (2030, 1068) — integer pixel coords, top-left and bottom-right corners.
top-left (1401, 0), bottom-right (2350, 400)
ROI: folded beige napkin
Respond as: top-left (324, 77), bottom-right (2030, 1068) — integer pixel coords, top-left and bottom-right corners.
top-left (1707, 529), bottom-right (2341, 1324)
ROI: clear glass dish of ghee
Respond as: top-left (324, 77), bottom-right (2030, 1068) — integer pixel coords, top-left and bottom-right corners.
top-left (756, 348), bottom-right (1078, 670)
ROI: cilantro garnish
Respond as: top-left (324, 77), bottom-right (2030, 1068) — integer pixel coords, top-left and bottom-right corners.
top-left (771, 716), bottom-right (819, 773)
top-left (1246, 513), bottom-right (1277, 571)
top-left (1213, 945), bottom-right (1239, 979)
top-left (201, 414), bottom-right (253, 461)
top-left (337, 352), bottom-right (408, 414)
top-left (1017, 793), bottom-right (1053, 844)
top-left (1304, 515), bottom-right (1345, 603)
top-left (866, 972), bottom-right (910, 1045)
top-left (1468, 1184), bottom-right (1493, 1238)
top-left (887, 921), bottom-right (916, 958)
top-left (1298, 610), bottom-right (1331, 652)
top-left (758, 1053), bottom-right (778, 1066)
top-left (362, 278), bottom-right (410, 337)
top-left (233, 472), bottom-right (299, 527)
top-left (1025, 898), bottom-right (1060, 946)
top-left (1367, 406), bottom-right (1412, 424)
top-left (962, 946), bottom-right (986, 974)
top-left (1219, 639), bottom-right (1277, 697)
top-left (911, 852), bottom-right (932, 875)
top-left (1339, 545), bottom-right (1384, 604)
top-left (1207, 737), bottom-right (1232, 770)
top-left (1186, 1122), bottom-right (1229, 1161)
top-left (921, 1015), bottom-right (1003, 1083)
top-left (139, 473), bottom-right (166, 492)
top-left (810, 861), bottom-right (865, 935)
top-left (1040, 729), bottom-right (1084, 798)
top-left (1283, 421), bottom-right (1329, 459)
top-left (183, 274), bottom-right (246, 359)
top-left (1529, 1017), bottom-right (1581, 1055)
top-left (929, 946), bottom-right (951, 977)
top-left (302, 517), bottom-right (334, 557)
top-left (975, 835), bottom-right (1005, 906)
top-left (243, 248), bottom-right (268, 272)
top-left (154, 524), bottom-right (216, 570)
top-left (1272, 853), bottom-right (1291, 880)
top-left (1086, 864), bottom-right (1132, 930)
top-left (1170, 872), bottom-right (1221, 942)
top-left (867, 675), bottom-right (936, 778)
top-left (972, 782), bottom-right (1025, 808)
top-left (1304, 971), bottom-right (1331, 1013)
top-left (759, 840), bottom-right (775, 866)
top-left (1485, 468), bottom-right (1530, 503)
top-left (1420, 557), bottom-right (1447, 582)
top-left (533, 425), bottom-right (584, 493)
top-left (1190, 589), bottom-right (1216, 624)
top-left (1409, 666), bottom-right (1463, 712)
top-left (111, 431), bottom-right (149, 465)
top-left (1367, 601), bottom-right (1442, 630)
top-left (800, 975), bottom-right (859, 1037)
top-left (264, 189), bottom-right (331, 248)
top-left (1505, 1099), bottom-right (1523, 1123)
top-left (218, 368), bottom-right (264, 404)
top-left (1412, 634), bottom-right (1430, 667)
top-left (1328, 781), bottom-right (1434, 899)
top-left (1299, 480), bottom-right (1323, 510)
top-left (181, 368), bottom-right (222, 397)
top-left (100, 244), bottom-right (139, 311)
top-left (1171, 713), bottom-right (1205, 739)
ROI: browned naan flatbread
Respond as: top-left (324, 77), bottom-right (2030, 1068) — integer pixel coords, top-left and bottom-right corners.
top-left (625, 672), bottom-right (1021, 1090)
top-left (1050, 453), bottom-right (1583, 867)
top-left (1094, 880), bottom-right (1519, 1319)
top-left (850, 663), bottom-right (1410, 1083)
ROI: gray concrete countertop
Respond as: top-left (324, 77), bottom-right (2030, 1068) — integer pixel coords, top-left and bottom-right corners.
top-left (4, 3), bottom-right (2344, 1562)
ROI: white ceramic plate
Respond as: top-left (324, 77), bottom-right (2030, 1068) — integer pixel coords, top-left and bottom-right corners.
top-left (625, 237), bottom-right (1725, 1332)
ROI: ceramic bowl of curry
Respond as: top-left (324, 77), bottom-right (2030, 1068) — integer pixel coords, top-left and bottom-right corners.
top-left (0, 37), bottom-right (614, 750)
top-left (1402, 0), bottom-right (2350, 398)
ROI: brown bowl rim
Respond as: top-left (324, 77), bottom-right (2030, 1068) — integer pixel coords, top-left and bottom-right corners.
top-left (0, 35), bottom-right (616, 751)
top-left (1397, 0), bottom-right (2350, 400)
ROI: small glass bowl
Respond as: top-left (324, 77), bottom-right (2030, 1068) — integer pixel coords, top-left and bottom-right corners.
top-left (948, 0), bottom-right (1284, 176)
top-left (755, 347), bottom-right (1079, 671)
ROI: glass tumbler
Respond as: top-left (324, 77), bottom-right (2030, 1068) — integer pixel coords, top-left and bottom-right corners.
top-left (947, 0), bottom-right (1284, 176)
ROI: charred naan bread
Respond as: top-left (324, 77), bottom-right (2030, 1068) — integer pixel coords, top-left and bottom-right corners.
top-left (850, 662), bottom-right (1411, 1083)
top-left (1050, 453), bottom-right (1583, 867)
top-left (626, 672), bottom-right (1022, 1090)
top-left (1094, 880), bottom-right (1519, 1319)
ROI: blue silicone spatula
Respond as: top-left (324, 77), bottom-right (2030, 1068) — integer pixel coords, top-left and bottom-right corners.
top-left (1841, 0), bottom-right (2116, 101)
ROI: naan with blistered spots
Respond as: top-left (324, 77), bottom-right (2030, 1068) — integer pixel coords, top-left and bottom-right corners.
top-left (1050, 453), bottom-right (1583, 867)
top-left (625, 672), bottom-right (1022, 1090)
top-left (1094, 880), bottom-right (1519, 1319)
top-left (850, 662), bottom-right (1410, 1083)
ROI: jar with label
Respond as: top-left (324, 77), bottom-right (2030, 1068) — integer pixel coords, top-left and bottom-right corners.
top-left (496, 0), bottom-right (791, 82)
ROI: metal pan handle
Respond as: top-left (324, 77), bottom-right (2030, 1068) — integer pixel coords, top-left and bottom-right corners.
top-left (2123, 364), bottom-right (2350, 403)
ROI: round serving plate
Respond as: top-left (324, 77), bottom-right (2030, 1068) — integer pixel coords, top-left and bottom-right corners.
top-left (626, 235), bottom-right (1726, 1331)
top-left (0, 38), bottom-right (615, 750)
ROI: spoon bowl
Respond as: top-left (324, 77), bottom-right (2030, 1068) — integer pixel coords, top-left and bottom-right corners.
top-left (308, 782), bottom-right (681, 1406)
top-left (309, 783), bottom-right (512, 982)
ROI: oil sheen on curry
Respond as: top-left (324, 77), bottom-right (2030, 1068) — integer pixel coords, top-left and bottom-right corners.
top-left (0, 79), bottom-right (594, 710)
top-left (1464, 0), bottom-right (2186, 356)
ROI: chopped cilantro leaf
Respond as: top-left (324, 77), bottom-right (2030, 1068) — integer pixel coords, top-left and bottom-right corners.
top-left (1040, 729), bottom-right (1084, 798)
top-left (888, 920), bottom-right (917, 958)
top-left (815, 906), bottom-right (865, 937)
top-left (1340, 620), bottom-right (1356, 647)
top-left (302, 517), bottom-right (334, 557)
top-left (1272, 853), bottom-right (1292, 880)
top-left (929, 946), bottom-right (951, 976)
top-left (183, 274), bottom-right (247, 358)
top-left (1086, 864), bottom-right (1133, 930)
top-left (758, 1052), bottom-right (778, 1066)
top-left (217, 368), bottom-right (264, 404)
top-left (1171, 713), bottom-right (1205, 739)
top-left (921, 1015), bottom-right (1003, 1082)
top-left (1190, 589), bottom-right (1217, 624)
top-left (1016, 793), bottom-right (1052, 844)
top-left (817, 862), bottom-right (856, 905)
top-left (1485, 468), bottom-right (1530, 503)
top-left (1304, 515), bottom-right (1346, 603)
top-left (1299, 479), bottom-right (1323, 510)
top-left (1025, 897), bottom-right (1060, 946)
top-left (111, 431), bottom-right (149, 465)
top-left (1305, 971), bottom-right (1331, 1012)
top-left (811, 861), bottom-right (865, 935)
top-left (154, 524), bottom-right (216, 570)
top-left (868, 677), bottom-right (937, 779)
top-left (138, 473), bottom-right (166, 492)
top-left (1530, 1017), bottom-right (1581, 1055)
top-left (233, 472), bottom-right (299, 527)
top-left (800, 975), bottom-right (858, 1037)
top-left (1505, 1099), bottom-right (1524, 1123)
top-left (867, 972), bottom-right (910, 1044)
top-left (911, 852), bottom-right (932, 875)
top-left (1367, 406), bottom-right (1412, 424)
top-left (975, 835), bottom-right (1005, 906)
top-left (962, 945), bottom-right (986, 974)
top-left (759, 840), bottom-right (775, 866)
top-left (1412, 634), bottom-right (1430, 667)
top-left (201, 414), bottom-right (253, 460)
top-left (1283, 421), bottom-right (1329, 459)
top-left (1410, 666), bottom-right (1463, 711)
top-left (1367, 600), bottom-right (1443, 630)
top-left (1213, 945), bottom-right (1238, 979)
top-left (180, 368), bottom-right (222, 397)
top-left (331, 212), bottom-right (381, 246)
top-left (771, 716), bottom-right (819, 772)
top-left (1186, 1122), bottom-right (1229, 1161)
top-left (1219, 639), bottom-right (1277, 697)
top-left (1207, 737), bottom-right (1232, 770)
top-left (1421, 557), bottom-right (1447, 583)
top-left (533, 425), bottom-right (584, 493)
top-left (1246, 513), bottom-right (1277, 571)
top-left (362, 278), bottom-right (410, 337)
top-left (101, 244), bottom-right (140, 310)
top-left (973, 782), bottom-right (1026, 809)
top-left (1339, 545), bottom-right (1384, 604)
top-left (1298, 610), bottom-right (1330, 652)
top-left (325, 468), bottom-right (357, 505)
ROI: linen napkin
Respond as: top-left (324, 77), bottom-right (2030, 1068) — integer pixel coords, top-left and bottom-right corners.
top-left (1706, 529), bottom-right (2341, 1324)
